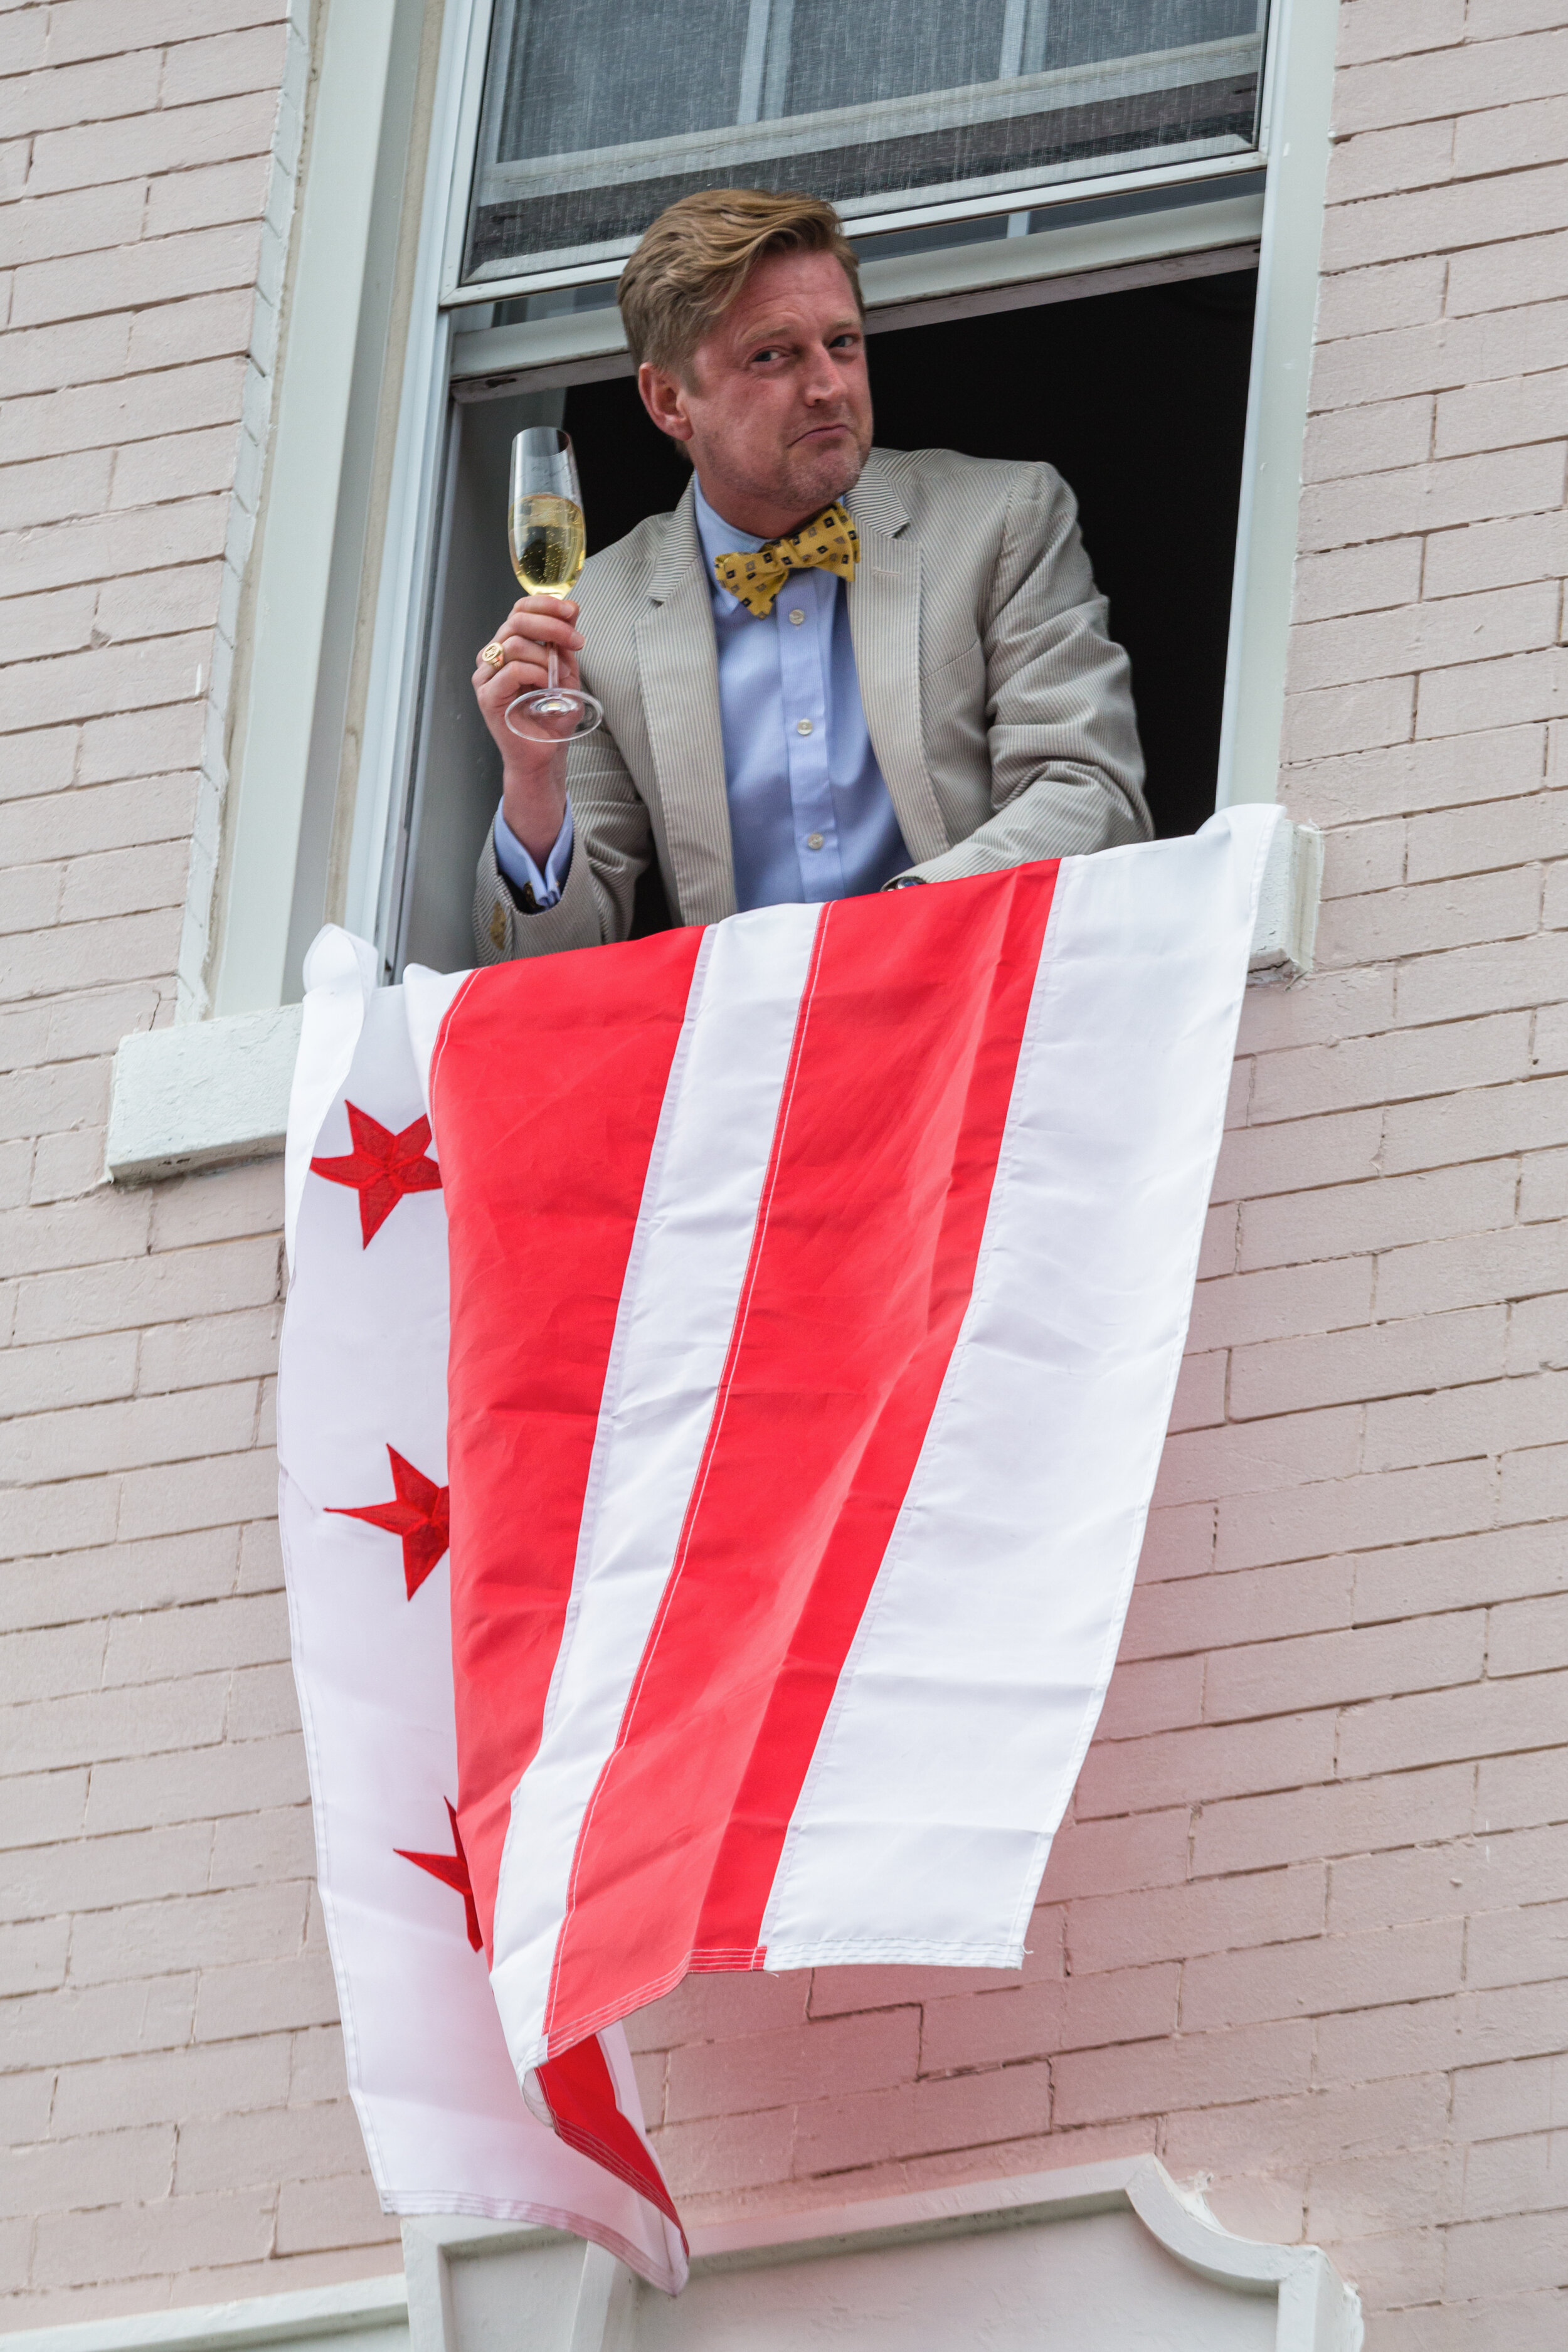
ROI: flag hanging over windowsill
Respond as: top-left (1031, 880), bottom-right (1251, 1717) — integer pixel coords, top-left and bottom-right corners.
top-left (276, 807), bottom-right (1277, 2280)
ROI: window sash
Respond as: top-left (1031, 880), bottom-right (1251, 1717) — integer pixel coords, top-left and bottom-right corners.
top-left (448, 0), bottom-right (1268, 295)
top-left (445, 167), bottom-right (1267, 398)
top-left (462, 33), bottom-right (1261, 282)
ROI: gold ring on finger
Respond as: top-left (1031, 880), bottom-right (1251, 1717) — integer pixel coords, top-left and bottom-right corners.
top-left (479, 642), bottom-right (506, 668)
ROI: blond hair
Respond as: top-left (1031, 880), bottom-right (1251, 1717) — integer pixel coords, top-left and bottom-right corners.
top-left (618, 189), bottom-right (863, 379)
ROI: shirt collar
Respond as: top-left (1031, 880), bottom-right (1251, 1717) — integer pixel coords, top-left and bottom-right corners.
top-left (692, 479), bottom-right (766, 615)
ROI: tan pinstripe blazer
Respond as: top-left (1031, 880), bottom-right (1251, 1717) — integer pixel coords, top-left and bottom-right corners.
top-left (474, 445), bottom-right (1150, 962)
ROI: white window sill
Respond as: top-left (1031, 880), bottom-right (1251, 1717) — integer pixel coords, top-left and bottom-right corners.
top-left (107, 823), bottom-right (1319, 1185)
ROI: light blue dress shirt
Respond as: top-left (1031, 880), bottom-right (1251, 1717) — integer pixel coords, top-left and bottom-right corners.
top-left (493, 480), bottom-right (910, 913)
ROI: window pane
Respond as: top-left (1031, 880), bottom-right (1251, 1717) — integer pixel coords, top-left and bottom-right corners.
top-left (463, 0), bottom-right (1268, 284)
top-left (781, 0), bottom-right (1012, 118)
top-left (494, 0), bottom-right (751, 164)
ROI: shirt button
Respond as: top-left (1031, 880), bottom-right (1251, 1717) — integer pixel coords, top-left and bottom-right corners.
top-left (796, 719), bottom-right (813, 735)
top-left (805, 833), bottom-right (825, 850)
top-left (788, 608), bottom-right (806, 625)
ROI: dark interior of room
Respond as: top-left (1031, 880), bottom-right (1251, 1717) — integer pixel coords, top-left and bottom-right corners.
top-left (399, 267), bottom-right (1258, 970)
top-left (565, 267), bottom-right (1258, 852)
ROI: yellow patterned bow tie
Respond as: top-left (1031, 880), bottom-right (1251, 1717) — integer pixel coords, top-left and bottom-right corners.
top-left (712, 503), bottom-right (860, 617)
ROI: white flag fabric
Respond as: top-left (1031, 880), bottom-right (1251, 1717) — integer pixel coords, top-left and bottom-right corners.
top-left (278, 808), bottom-right (1275, 2259)
top-left (276, 936), bottom-right (687, 2294)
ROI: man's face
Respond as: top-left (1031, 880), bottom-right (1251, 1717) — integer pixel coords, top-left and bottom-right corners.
top-left (638, 248), bottom-right (874, 538)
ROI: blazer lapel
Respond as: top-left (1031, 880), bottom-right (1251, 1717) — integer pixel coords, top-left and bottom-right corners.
top-left (846, 457), bottom-right (951, 867)
top-left (634, 481), bottom-right (737, 926)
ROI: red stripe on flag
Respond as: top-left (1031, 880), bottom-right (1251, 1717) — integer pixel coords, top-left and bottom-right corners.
top-left (544, 863), bottom-right (1057, 2046)
top-left (433, 929), bottom-right (706, 1954)
top-left (536, 2035), bottom-right (685, 2237)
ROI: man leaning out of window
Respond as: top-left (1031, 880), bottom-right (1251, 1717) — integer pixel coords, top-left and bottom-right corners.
top-left (470, 186), bottom-right (1150, 961)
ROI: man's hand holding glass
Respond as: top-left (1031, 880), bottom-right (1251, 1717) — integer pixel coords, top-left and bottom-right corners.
top-left (472, 591), bottom-right (584, 871)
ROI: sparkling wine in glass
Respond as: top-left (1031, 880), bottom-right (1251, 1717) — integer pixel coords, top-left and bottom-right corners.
top-left (504, 426), bottom-right (602, 739)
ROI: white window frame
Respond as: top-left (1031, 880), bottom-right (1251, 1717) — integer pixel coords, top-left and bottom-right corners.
top-left (109, 0), bottom-right (1332, 1182)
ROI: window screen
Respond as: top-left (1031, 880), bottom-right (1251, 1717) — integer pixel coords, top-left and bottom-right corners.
top-left (463, 0), bottom-right (1268, 283)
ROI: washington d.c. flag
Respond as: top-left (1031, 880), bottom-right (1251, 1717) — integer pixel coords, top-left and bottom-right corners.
top-left (277, 804), bottom-right (1276, 2271)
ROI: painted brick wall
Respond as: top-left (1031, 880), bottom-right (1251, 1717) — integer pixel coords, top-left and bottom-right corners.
top-left (0, 0), bottom-right (397, 2322)
top-left (3, 0), bottom-right (1567, 2344)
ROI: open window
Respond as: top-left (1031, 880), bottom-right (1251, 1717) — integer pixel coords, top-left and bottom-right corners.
top-left (193, 0), bottom-right (1332, 1025)
top-left (378, 0), bottom-right (1289, 977)
top-left (400, 265), bottom-right (1259, 973)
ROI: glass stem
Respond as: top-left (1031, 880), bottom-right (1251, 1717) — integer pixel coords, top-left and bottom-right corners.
top-left (547, 647), bottom-right (559, 692)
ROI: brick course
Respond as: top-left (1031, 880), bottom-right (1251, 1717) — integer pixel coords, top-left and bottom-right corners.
top-left (3, 0), bottom-right (1568, 2341)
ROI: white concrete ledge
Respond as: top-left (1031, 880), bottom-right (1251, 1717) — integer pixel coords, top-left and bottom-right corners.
top-left (401, 2159), bottom-right (1365, 2352)
top-left (0, 2275), bottom-right (408, 2352)
top-left (107, 823), bottom-right (1319, 1184)
top-left (107, 1002), bottom-right (304, 1184)
top-left (0, 2161), bottom-right (1357, 2352)
top-left (1248, 815), bottom-right (1322, 980)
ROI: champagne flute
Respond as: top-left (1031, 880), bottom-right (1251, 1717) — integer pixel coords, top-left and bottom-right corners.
top-left (504, 426), bottom-right (603, 739)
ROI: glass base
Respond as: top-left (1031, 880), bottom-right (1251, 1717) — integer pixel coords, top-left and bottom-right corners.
top-left (504, 687), bottom-right (603, 741)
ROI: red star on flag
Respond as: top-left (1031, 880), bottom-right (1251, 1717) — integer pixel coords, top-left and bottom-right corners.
top-left (311, 1103), bottom-right (442, 1246)
top-left (328, 1446), bottom-right (450, 1598)
top-left (397, 1799), bottom-right (482, 1952)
